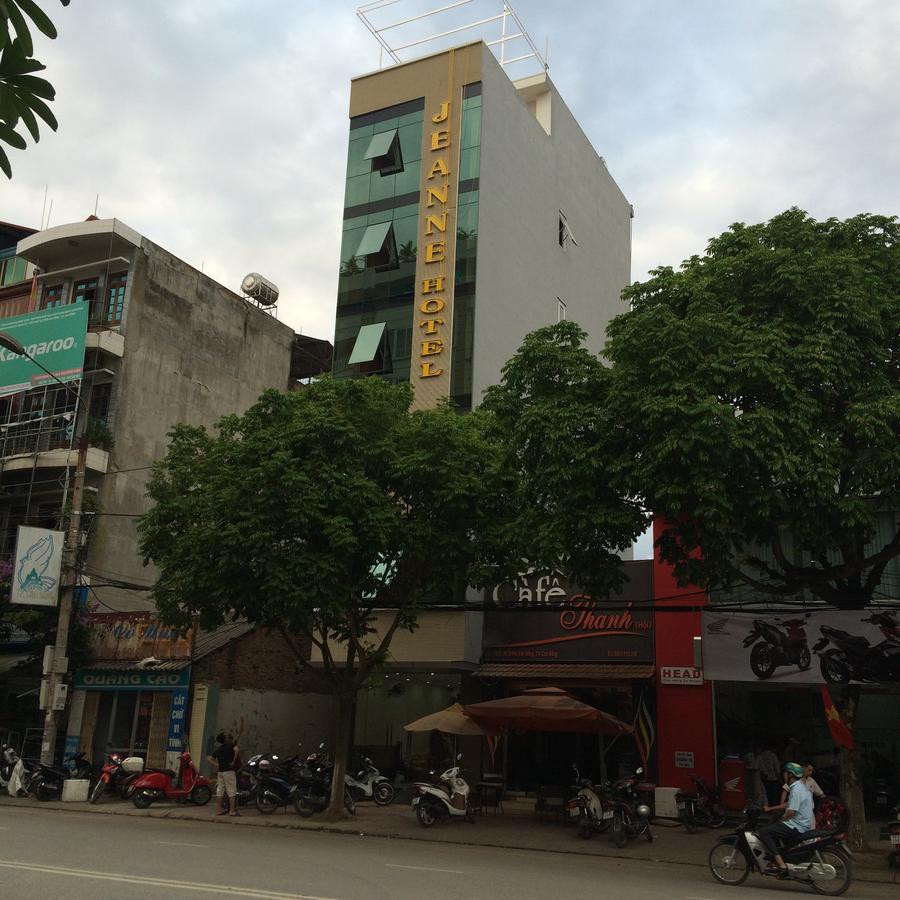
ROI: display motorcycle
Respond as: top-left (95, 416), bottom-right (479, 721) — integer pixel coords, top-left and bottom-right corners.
top-left (130, 751), bottom-right (211, 809)
top-left (411, 756), bottom-right (474, 827)
top-left (676, 774), bottom-right (727, 832)
top-left (30, 752), bottom-right (92, 801)
top-left (743, 614), bottom-right (812, 679)
top-left (608, 767), bottom-right (653, 847)
top-left (813, 612), bottom-right (900, 684)
top-left (708, 803), bottom-right (852, 894)
top-left (345, 756), bottom-right (394, 805)
top-left (90, 752), bottom-right (145, 803)
top-left (566, 763), bottom-right (613, 839)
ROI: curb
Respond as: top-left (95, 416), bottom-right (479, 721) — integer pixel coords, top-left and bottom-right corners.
top-left (1, 798), bottom-right (895, 886)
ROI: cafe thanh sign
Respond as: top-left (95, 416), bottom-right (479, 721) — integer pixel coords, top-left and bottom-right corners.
top-left (483, 563), bottom-right (655, 663)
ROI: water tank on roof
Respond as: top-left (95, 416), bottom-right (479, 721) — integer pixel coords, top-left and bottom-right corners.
top-left (240, 272), bottom-right (279, 306)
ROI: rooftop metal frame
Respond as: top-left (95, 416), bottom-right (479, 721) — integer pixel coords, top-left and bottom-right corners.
top-left (356, 0), bottom-right (548, 76)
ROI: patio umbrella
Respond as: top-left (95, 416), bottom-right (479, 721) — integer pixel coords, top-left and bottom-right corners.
top-left (463, 687), bottom-right (632, 735)
top-left (403, 702), bottom-right (491, 736)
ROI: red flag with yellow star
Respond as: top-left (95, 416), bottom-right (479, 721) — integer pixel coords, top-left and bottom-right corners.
top-left (820, 685), bottom-right (854, 749)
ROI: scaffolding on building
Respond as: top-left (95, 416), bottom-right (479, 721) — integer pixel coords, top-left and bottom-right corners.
top-left (356, 0), bottom-right (548, 79)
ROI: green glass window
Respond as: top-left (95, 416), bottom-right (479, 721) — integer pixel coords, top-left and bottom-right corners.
top-left (105, 272), bottom-right (128, 324)
top-left (0, 256), bottom-right (26, 286)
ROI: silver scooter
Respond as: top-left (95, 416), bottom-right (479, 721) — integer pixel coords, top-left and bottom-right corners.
top-left (411, 755), bottom-right (474, 827)
top-left (345, 756), bottom-right (395, 805)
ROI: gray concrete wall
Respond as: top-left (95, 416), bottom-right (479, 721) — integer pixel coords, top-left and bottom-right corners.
top-left (87, 241), bottom-right (295, 611)
top-left (211, 687), bottom-right (335, 760)
top-left (471, 46), bottom-right (632, 405)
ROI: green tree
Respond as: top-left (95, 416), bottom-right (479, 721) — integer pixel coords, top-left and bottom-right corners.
top-left (605, 209), bottom-right (900, 849)
top-left (0, 0), bottom-right (69, 178)
top-left (479, 320), bottom-right (648, 596)
top-left (139, 378), bottom-right (507, 817)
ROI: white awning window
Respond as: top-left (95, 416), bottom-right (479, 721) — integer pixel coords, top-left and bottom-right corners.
top-left (348, 322), bottom-right (387, 365)
top-left (363, 129), bottom-right (403, 175)
top-left (355, 222), bottom-right (397, 269)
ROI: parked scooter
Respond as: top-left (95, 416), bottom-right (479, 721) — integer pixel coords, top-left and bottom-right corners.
top-left (411, 755), bottom-right (474, 827)
top-left (345, 756), bottom-right (394, 805)
top-left (0, 743), bottom-right (30, 797)
top-left (743, 615), bottom-right (812, 679)
top-left (130, 751), bottom-right (211, 808)
top-left (677, 774), bottom-right (727, 832)
top-left (292, 746), bottom-right (356, 816)
top-left (608, 767), bottom-right (653, 847)
top-left (90, 752), bottom-right (145, 803)
top-left (255, 752), bottom-right (304, 814)
top-left (30, 752), bottom-right (92, 801)
top-left (567, 763), bottom-right (613, 839)
top-left (813, 612), bottom-right (900, 684)
top-left (709, 802), bottom-right (852, 893)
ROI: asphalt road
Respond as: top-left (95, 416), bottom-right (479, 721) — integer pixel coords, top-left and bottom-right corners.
top-left (0, 805), bottom-right (895, 899)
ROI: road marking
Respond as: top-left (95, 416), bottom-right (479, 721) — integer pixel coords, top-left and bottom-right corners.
top-left (385, 863), bottom-right (464, 875)
top-left (0, 860), bottom-right (340, 900)
top-left (152, 840), bottom-right (209, 848)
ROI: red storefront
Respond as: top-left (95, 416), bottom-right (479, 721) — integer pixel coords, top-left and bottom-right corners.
top-left (652, 518), bottom-right (718, 813)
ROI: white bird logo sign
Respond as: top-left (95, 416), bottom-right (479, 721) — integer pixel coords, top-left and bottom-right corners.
top-left (17, 534), bottom-right (58, 593)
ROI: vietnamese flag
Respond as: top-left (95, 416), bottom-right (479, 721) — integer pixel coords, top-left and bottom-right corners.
top-left (820, 685), bottom-right (855, 749)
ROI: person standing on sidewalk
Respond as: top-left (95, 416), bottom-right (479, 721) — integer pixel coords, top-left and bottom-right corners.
top-left (757, 746), bottom-right (782, 806)
top-left (209, 732), bottom-right (240, 817)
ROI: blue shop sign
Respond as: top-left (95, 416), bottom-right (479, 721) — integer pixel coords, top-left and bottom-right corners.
top-left (73, 668), bottom-right (190, 690)
top-left (166, 688), bottom-right (189, 752)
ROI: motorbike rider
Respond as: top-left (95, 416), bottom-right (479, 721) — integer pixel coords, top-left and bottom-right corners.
top-left (758, 762), bottom-right (813, 878)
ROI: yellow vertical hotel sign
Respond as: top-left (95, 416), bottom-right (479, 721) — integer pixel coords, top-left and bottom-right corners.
top-left (411, 94), bottom-right (459, 409)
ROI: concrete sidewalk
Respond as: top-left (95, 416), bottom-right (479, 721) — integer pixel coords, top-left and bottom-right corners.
top-left (1, 793), bottom-right (895, 885)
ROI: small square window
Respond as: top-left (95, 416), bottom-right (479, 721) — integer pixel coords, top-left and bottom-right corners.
top-left (41, 284), bottom-right (64, 309)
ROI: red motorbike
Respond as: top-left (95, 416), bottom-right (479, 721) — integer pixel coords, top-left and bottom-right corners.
top-left (90, 752), bottom-right (144, 803)
top-left (131, 751), bottom-right (211, 809)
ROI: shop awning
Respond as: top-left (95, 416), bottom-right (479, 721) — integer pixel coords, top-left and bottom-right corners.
top-left (476, 663), bottom-right (655, 681)
top-left (464, 687), bottom-right (633, 736)
top-left (403, 702), bottom-right (492, 736)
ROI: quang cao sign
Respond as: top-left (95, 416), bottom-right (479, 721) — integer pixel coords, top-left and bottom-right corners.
top-left (702, 608), bottom-right (900, 685)
top-left (84, 612), bottom-right (193, 662)
top-left (10, 526), bottom-right (64, 607)
top-left (0, 304), bottom-right (88, 396)
top-left (73, 668), bottom-right (190, 691)
top-left (484, 561), bottom-right (654, 663)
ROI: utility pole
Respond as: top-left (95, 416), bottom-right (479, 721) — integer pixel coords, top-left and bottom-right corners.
top-left (39, 436), bottom-right (88, 765)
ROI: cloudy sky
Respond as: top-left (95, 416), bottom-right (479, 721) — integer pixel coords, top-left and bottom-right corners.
top-left (3, 0), bottom-right (899, 345)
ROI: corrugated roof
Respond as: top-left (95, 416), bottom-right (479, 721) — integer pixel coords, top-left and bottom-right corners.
top-left (477, 663), bottom-right (655, 681)
top-left (192, 619), bottom-right (255, 661)
top-left (87, 659), bottom-right (190, 672)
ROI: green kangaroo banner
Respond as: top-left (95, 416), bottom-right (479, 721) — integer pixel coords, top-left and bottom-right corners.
top-left (0, 304), bottom-right (89, 396)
